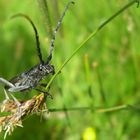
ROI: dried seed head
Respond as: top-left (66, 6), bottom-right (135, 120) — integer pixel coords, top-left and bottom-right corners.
top-left (0, 93), bottom-right (48, 139)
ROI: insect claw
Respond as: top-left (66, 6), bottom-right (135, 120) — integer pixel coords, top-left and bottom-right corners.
top-left (35, 89), bottom-right (53, 99)
top-left (52, 70), bottom-right (55, 75)
top-left (58, 70), bottom-right (61, 75)
top-left (45, 92), bottom-right (53, 99)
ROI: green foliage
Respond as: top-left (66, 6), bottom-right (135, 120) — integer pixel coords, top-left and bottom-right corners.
top-left (0, 0), bottom-right (140, 139)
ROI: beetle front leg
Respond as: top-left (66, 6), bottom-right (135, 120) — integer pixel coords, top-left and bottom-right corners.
top-left (35, 88), bottom-right (53, 99)
top-left (8, 85), bottom-right (30, 92)
top-left (0, 77), bottom-right (15, 88)
top-left (0, 77), bottom-right (15, 99)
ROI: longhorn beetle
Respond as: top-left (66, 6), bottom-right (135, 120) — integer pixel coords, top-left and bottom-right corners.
top-left (0, 1), bottom-right (74, 100)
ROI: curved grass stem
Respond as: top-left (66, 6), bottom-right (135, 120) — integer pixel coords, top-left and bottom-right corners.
top-left (46, 0), bottom-right (137, 90)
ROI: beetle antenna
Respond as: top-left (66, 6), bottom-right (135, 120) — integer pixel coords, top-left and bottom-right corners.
top-left (11, 13), bottom-right (44, 64)
top-left (46, 0), bottom-right (74, 64)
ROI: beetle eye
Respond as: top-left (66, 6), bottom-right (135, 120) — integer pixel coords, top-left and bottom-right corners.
top-left (38, 65), bottom-right (43, 71)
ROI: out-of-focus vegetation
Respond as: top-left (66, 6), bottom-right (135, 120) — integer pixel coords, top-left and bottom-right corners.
top-left (0, 0), bottom-right (140, 139)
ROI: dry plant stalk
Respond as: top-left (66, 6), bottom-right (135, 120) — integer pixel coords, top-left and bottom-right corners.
top-left (0, 93), bottom-right (48, 139)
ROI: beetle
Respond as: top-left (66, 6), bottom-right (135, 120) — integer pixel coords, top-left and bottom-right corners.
top-left (0, 1), bottom-right (74, 100)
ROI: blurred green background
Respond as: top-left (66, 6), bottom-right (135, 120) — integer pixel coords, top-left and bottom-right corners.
top-left (0, 0), bottom-right (140, 140)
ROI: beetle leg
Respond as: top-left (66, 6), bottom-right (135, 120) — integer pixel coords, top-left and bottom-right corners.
top-left (0, 77), bottom-right (15, 99)
top-left (35, 88), bottom-right (53, 99)
top-left (8, 85), bottom-right (30, 92)
top-left (38, 83), bottom-right (48, 88)
top-left (0, 77), bottom-right (15, 87)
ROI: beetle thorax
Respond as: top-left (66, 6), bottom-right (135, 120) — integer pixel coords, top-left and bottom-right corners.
top-left (38, 63), bottom-right (54, 75)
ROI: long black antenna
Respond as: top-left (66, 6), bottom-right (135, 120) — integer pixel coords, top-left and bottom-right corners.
top-left (11, 13), bottom-right (44, 64)
top-left (46, 0), bottom-right (74, 64)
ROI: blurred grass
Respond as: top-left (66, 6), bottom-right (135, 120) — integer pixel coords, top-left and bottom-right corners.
top-left (0, 0), bottom-right (140, 140)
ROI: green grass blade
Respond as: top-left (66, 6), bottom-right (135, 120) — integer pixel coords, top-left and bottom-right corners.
top-left (46, 0), bottom-right (137, 90)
